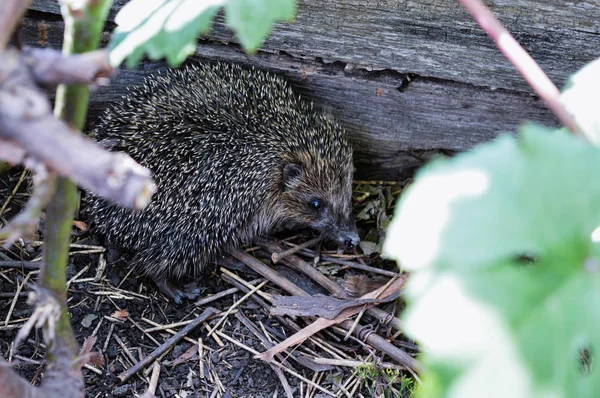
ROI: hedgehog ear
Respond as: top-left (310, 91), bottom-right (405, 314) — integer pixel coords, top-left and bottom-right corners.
top-left (282, 163), bottom-right (304, 191)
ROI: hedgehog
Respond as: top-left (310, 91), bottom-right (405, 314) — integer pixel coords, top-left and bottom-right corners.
top-left (84, 63), bottom-right (359, 303)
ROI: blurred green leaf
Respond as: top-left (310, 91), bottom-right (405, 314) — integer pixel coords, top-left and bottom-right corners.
top-left (384, 125), bottom-right (600, 397)
top-left (561, 57), bottom-right (600, 145)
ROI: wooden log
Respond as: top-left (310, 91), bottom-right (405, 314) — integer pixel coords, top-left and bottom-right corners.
top-left (21, 1), bottom-right (596, 179)
top-left (29, 0), bottom-right (599, 91)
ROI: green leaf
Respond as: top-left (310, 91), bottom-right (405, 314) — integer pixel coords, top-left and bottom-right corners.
top-left (110, 0), bottom-right (221, 67)
top-left (384, 125), bottom-right (600, 397)
top-left (109, 0), bottom-right (296, 67)
top-left (561, 57), bottom-right (600, 145)
top-left (225, 0), bottom-right (296, 53)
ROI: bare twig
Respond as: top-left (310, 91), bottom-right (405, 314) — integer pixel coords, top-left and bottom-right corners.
top-left (147, 361), bottom-right (161, 396)
top-left (198, 339), bottom-right (205, 379)
top-left (232, 248), bottom-right (417, 370)
top-left (118, 308), bottom-right (218, 383)
top-left (230, 248), bottom-right (307, 296)
top-left (0, 261), bottom-right (40, 270)
top-left (337, 319), bottom-right (418, 372)
top-left (318, 254), bottom-right (399, 278)
top-left (127, 318), bottom-right (161, 347)
top-left (83, 364), bottom-right (102, 375)
top-left (0, 292), bottom-right (28, 299)
top-left (271, 237), bottom-right (321, 263)
top-left (459, 0), bottom-right (581, 134)
top-left (0, 168), bottom-right (26, 217)
top-left (140, 317), bottom-right (199, 346)
top-left (23, 47), bottom-right (112, 87)
top-left (0, 49), bottom-right (155, 209)
top-left (261, 241), bottom-right (346, 296)
top-left (220, 268), bottom-right (273, 302)
top-left (5, 273), bottom-right (32, 326)
top-left (206, 280), bottom-right (268, 338)
top-left (194, 277), bottom-right (264, 307)
top-left (344, 276), bottom-right (398, 339)
top-left (215, 330), bottom-right (336, 397)
top-left (312, 357), bottom-right (402, 370)
top-left (256, 278), bottom-right (408, 362)
top-left (220, 272), bottom-right (337, 373)
top-left (235, 312), bottom-right (290, 366)
top-left (0, 168), bottom-right (56, 247)
top-left (143, 320), bottom-right (195, 333)
top-left (113, 334), bottom-right (138, 367)
top-left (0, 0), bottom-right (34, 50)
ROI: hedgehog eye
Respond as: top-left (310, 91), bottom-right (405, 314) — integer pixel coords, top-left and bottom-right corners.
top-left (309, 198), bottom-right (323, 210)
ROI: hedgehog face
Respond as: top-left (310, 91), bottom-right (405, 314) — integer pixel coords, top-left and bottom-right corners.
top-left (281, 162), bottom-right (360, 249)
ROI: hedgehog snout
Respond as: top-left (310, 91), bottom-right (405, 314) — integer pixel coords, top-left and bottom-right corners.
top-left (336, 231), bottom-right (360, 249)
top-left (329, 218), bottom-right (360, 250)
top-left (340, 231), bottom-right (360, 249)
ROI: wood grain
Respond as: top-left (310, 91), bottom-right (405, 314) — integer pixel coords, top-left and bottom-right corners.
top-left (29, 0), bottom-right (600, 91)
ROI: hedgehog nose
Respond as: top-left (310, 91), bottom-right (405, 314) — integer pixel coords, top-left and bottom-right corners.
top-left (343, 233), bottom-right (360, 249)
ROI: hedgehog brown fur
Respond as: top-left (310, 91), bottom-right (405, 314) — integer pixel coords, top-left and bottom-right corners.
top-left (84, 63), bottom-right (359, 302)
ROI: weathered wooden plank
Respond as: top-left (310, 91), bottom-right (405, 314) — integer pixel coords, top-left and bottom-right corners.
top-left (29, 0), bottom-right (600, 92)
top-left (18, 15), bottom-right (556, 180)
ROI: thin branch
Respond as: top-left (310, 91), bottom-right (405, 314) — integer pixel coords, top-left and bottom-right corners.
top-left (0, 168), bottom-right (56, 247)
top-left (0, 0), bottom-right (34, 50)
top-left (118, 308), bottom-right (218, 383)
top-left (0, 50), bottom-right (155, 209)
top-left (230, 248), bottom-right (308, 296)
top-left (31, 1), bottom-right (114, 397)
top-left (23, 47), bottom-right (112, 87)
top-left (0, 361), bottom-right (43, 398)
top-left (458, 0), bottom-right (581, 134)
top-left (235, 311), bottom-right (294, 398)
top-left (271, 237), bottom-right (321, 263)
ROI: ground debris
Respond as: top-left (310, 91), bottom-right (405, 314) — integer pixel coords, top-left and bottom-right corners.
top-left (270, 291), bottom-right (401, 319)
top-left (0, 170), bottom-right (418, 397)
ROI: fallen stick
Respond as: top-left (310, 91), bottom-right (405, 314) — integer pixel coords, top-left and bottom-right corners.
top-left (0, 261), bottom-right (40, 270)
top-left (230, 248), bottom-right (307, 296)
top-left (220, 272), bottom-right (334, 372)
top-left (23, 47), bottom-right (112, 87)
top-left (261, 241), bottom-right (345, 296)
top-left (271, 237), bottom-right (321, 263)
top-left (318, 254), bottom-right (399, 278)
top-left (194, 278), bottom-right (264, 307)
top-left (206, 280), bottom-right (268, 338)
top-left (118, 307), bottom-right (217, 383)
top-left (147, 361), bottom-right (161, 396)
